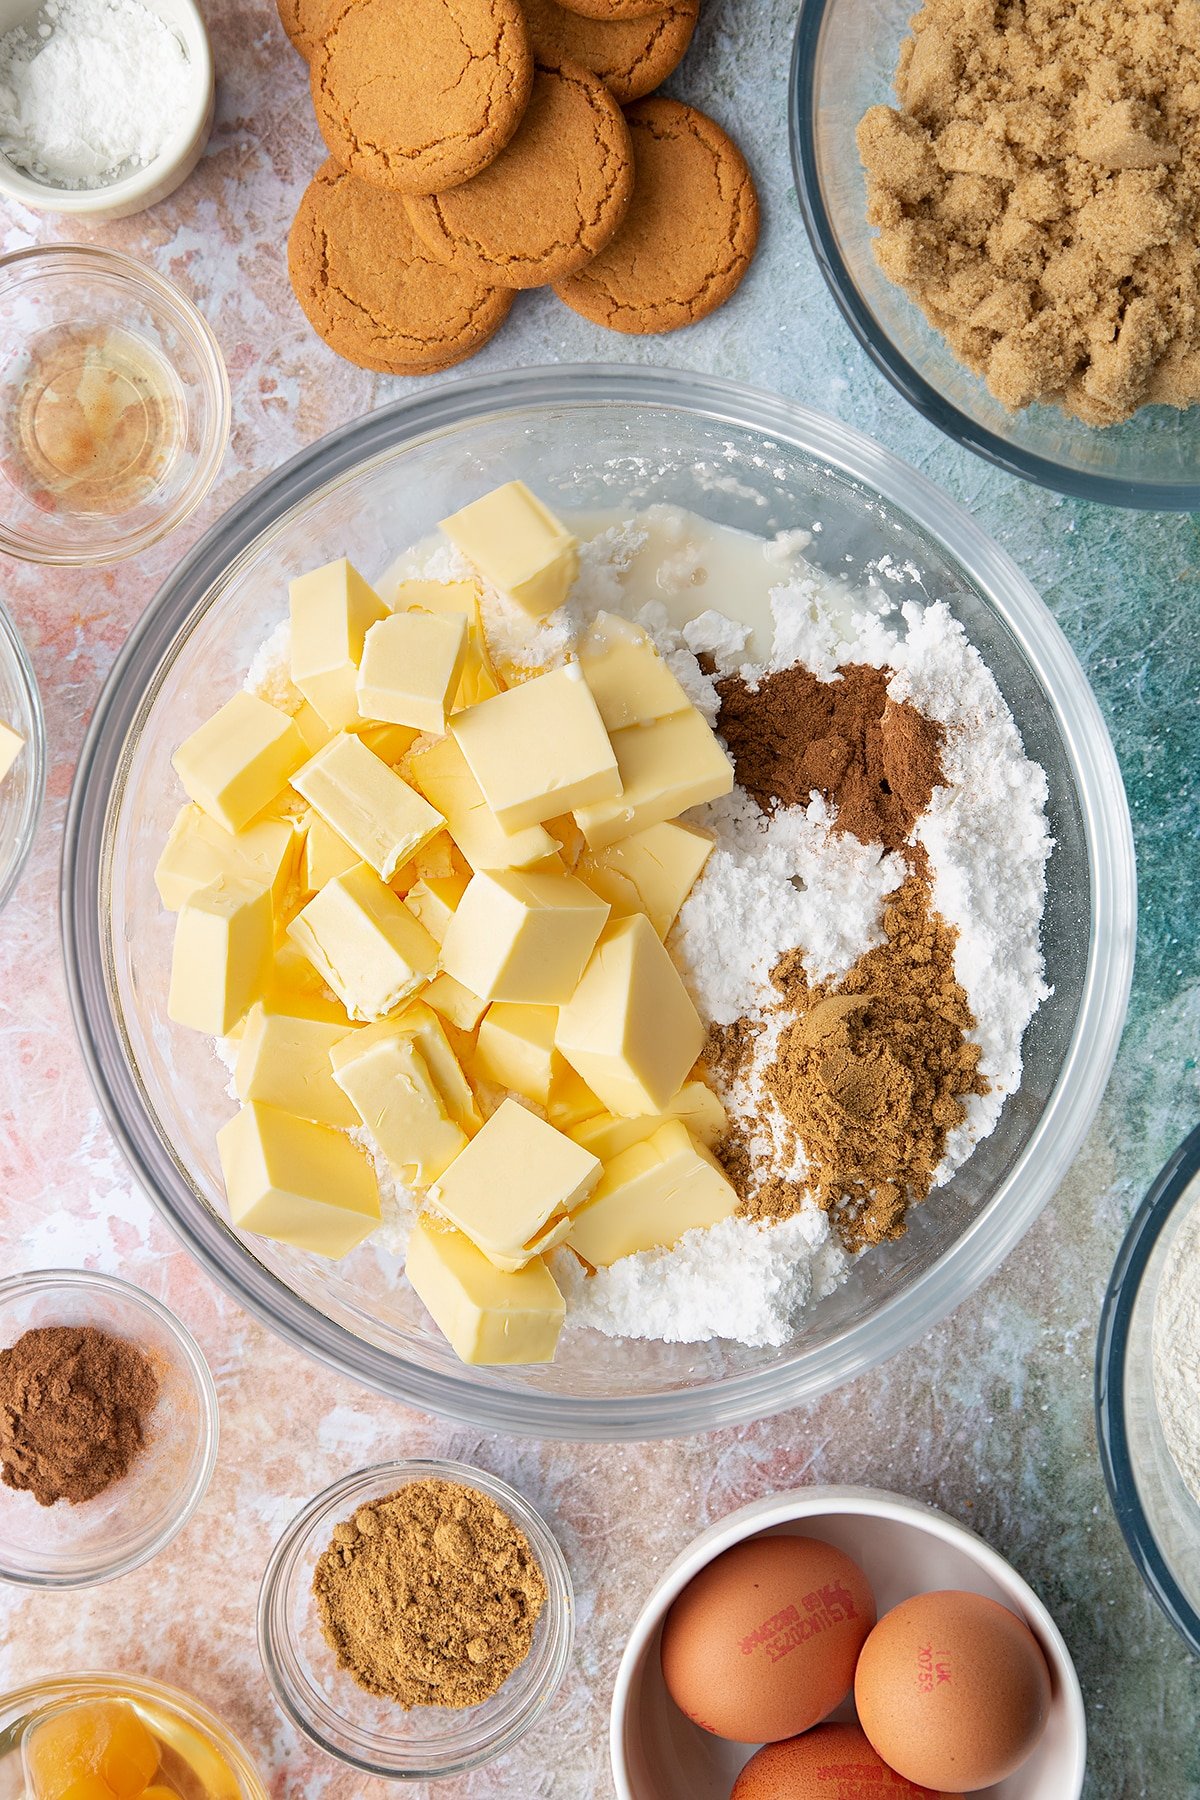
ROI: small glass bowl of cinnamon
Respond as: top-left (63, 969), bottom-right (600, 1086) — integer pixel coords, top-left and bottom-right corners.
top-left (0, 1268), bottom-right (219, 1588)
top-left (258, 1459), bottom-right (575, 1780)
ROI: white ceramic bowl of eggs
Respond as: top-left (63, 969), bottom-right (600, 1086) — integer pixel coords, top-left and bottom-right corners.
top-left (610, 1486), bottom-right (1086, 1800)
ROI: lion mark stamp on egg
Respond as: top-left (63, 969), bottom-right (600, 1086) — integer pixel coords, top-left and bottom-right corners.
top-left (741, 1580), bottom-right (861, 1663)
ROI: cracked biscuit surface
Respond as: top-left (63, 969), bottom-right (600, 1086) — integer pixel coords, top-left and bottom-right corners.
top-left (518, 0), bottom-right (697, 104)
top-left (311, 0), bottom-right (533, 194)
top-left (276, 0), bottom-right (329, 60)
top-left (554, 96), bottom-right (758, 332)
top-left (404, 61), bottom-right (635, 288)
top-left (555, 0), bottom-right (664, 22)
top-left (288, 160), bottom-right (514, 372)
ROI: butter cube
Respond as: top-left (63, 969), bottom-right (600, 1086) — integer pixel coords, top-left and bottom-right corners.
top-left (168, 875), bottom-right (273, 1036)
top-left (565, 1120), bottom-right (737, 1266)
top-left (403, 870), bottom-right (468, 944)
top-left (262, 938), bottom-right (349, 1019)
top-left (440, 869), bottom-right (609, 1004)
top-left (217, 1100), bottom-right (381, 1258)
top-left (289, 557), bottom-right (387, 730)
top-left (0, 719), bottom-right (24, 785)
top-left (301, 813), bottom-right (359, 891)
top-left (393, 999), bottom-right (482, 1135)
top-left (473, 1003), bottom-right (559, 1104)
top-left (440, 481), bottom-right (578, 619)
top-left (392, 578), bottom-right (501, 710)
top-left (288, 862), bottom-right (439, 1020)
top-left (547, 1064), bottom-right (604, 1131)
top-left (294, 700), bottom-right (335, 754)
top-left (568, 1079), bottom-right (728, 1160)
top-left (292, 733), bottom-right (444, 882)
top-left (409, 735), bottom-right (559, 872)
top-left (330, 1021), bottom-right (467, 1186)
top-left (356, 721), bottom-right (421, 763)
top-left (578, 613), bottom-right (692, 731)
top-left (405, 1215), bottom-right (565, 1364)
top-left (578, 820), bottom-right (713, 938)
top-left (155, 804), bottom-right (299, 912)
top-left (574, 708), bottom-right (734, 850)
top-left (357, 611), bottom-right (468, 736)
top-left (234, 999), bottom-right (359, 1127)
top-left (432, 1097), bottom-right (600, 1269)
top-left (555, 913), bottom-right (704, 1116)
top-left (424, 973), bottom-right (488, 1032)
top-left (452, 664), bottom-right (621, 831)
top-left (173, 691), bottom-right (307, 833)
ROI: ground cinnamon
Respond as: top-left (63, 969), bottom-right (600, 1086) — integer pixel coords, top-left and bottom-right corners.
top-left (715, 663), bottom-right (943, 851)
top-left (0, 1324), bottom-right (159, 1506)
top-left (313, 1478), bottom-right (547, 1710)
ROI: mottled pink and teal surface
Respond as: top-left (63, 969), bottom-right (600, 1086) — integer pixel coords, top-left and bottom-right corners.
top-left (1, 0), bottom-right (1199, 1794)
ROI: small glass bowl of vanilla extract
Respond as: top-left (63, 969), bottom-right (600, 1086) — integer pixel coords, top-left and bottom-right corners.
top-left (0, 245), bottom-right (229, 566)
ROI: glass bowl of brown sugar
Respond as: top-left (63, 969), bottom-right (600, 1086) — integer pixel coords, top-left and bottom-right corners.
top-left (0, 1268), bottom-right (219, 1588)
top-left (257, 1458), bottom-right (575, 1780)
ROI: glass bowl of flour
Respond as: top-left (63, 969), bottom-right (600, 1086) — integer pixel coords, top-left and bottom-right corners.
top-left (62, 366), bottom-right (1136, 1438)
top-left (1097, 1124), bottom-right (1200, 1652)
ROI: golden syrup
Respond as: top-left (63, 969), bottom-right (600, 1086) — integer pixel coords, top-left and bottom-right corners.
top-left (20, 1694), bottom-right (242, 1800)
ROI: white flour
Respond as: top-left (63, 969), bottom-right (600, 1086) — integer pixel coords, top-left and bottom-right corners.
top-left (1153, 1177), bottom-right (1200, 1506)
top-left (243, 505), bottom-right (1053, 1351)
top-left (0, 0), bottom-right (192, 188)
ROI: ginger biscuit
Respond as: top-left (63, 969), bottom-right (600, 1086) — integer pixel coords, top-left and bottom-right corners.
top-left (404, 62), bottom-right (635, 289)
top-left (312, 0), bottom-right (534, 195)
top-left (288, 161), bottom-right (514, 373)
top-left (518, 0), bottom-right (698, 104)
top-left (554, 97), bottom-right (758, 332)
top-left (276, 0), bottom-right (328, 59)
top-left (554, 0), bottom-right (663, 22)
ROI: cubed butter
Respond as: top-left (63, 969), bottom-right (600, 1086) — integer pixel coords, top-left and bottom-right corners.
top-left (452, 664), bottom-right (621, 830)
top-left (155, 804), bottom-right (299, 912)
top-left (234, 999), bottom-right (359, 1127)
top-left (440, 868), bottom-right (609, 1004)
top-left (555, 913), bottom-right (705, 1116)
top-left (440, 481), bottom-right (577, 619)
top-left (472, 1003), bottom-right (559, 1105)
top-left (330, 1021), bottom-right (467, 1186)
top-left (565, 1120), bottom-right (737, 1267)
top-left (578, 819), bottom-right (713, 938)
top-left (289, 557), bottom-right (387, 730)
top-left (432, 1097), bottom-right (600, 1270)
top-left (391, 577), bottom-right (501, 710)
top-left (262, 938), bottom-right (349, 1019)
top-left (405, 1215), bottom-right (565, 1364)
top-left (168, 875), bottom-right (273, 1036)
top-left (0, 718), bottom-right (24, 785)
top-left (357, 610), bottom-right (468, 736)
top-left (292, 732), bottom-right (444, 882)
top-left (424, 972), bottom-right (488, 1032)
top-left (217, 1100), bottom-right (381, 1258)
top-left (287, 862), bottom-right (438, 1020)
top-left (301, 813), bottom-right (359, 891)
top-left (574, 708), bottom-right (734, 849)
top-left (408, 735), bottom-right (559, 872)
top-left (393, 999), bottom-right (482, 1135)
top-left (172, 691), bottom-right (307, 834)
top-left (568, 1078), bottom-right (728, 1160)
top-left (356, 721), bottom-right (420, 763)
top-left (578, 613), bottom-right (691, 731)
top-left (546, 1063), bottom-right (604, 1131)
top-left (413, 832), bottom-right (458, 881)
top-left (293, 699), bottom-right (335, 754)
top-left (403, 870), bottom-right (468, 944)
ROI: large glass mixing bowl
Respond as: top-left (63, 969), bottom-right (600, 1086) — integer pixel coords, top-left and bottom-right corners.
top-left (62, 367), bottom-right (1136, 1439)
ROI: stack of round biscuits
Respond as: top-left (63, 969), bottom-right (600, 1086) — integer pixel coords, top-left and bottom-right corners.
top-left (284, 0), bottom-right (760, 373)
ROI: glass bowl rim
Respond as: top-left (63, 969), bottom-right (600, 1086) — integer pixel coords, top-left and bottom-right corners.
top-left (0, 594), bottom-right (47, 911)
top-left (787, 7), bottom-right (1200, 512)
top-left (0, 243), bottom-right (231, 567)
top-left (256, 1456), bottom-right (575, 1780)
top-left (1095, 1121), bottom-right (1200, 1653)
top-left (61, 361), bottom-right (1137, 1440)
top-left (0, 1266), bottom-right (220, 1588)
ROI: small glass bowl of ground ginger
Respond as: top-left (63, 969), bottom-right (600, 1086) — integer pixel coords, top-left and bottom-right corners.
top-left (0, 1269), bottom-right (219, 1588)
top-left (258, 1459), bottom-right (575, 1779)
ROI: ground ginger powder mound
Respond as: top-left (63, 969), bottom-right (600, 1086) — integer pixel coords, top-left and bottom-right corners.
top-left (857, 0), bottom-right (1200, 424)
top-left (313, 1479), bottom-right (547, 1710)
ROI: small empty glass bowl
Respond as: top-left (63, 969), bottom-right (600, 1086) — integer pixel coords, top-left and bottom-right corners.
top-left (0, 245), bottom-right (230, 565)
top-left (0, 598), bottom-right (46, 910)
top-left (0, 1269), bottom-right (219, 1588)
top-left (258, 1459), bottom-right (574, 1780)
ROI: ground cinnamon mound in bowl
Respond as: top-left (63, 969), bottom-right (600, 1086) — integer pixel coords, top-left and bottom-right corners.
top-left (0, 1324), bottom-right (159, 1506)
top-left (857, 0), bottom-right (1200, 425)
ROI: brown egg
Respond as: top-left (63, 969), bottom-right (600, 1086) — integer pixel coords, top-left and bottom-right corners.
top-left (731, 1723), bottom-right (965, 1798)
top-left (660, 1534), bottom-right (876, 1743)
top-left (854, 1589), bottom-right (1052, 1792)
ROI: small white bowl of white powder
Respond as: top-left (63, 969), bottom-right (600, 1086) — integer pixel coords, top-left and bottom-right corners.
top-left (0, 0), bottom-right (213, 218)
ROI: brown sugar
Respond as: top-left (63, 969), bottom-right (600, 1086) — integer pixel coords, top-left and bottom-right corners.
top-left (857, 0), bottom-right (1200, 424)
